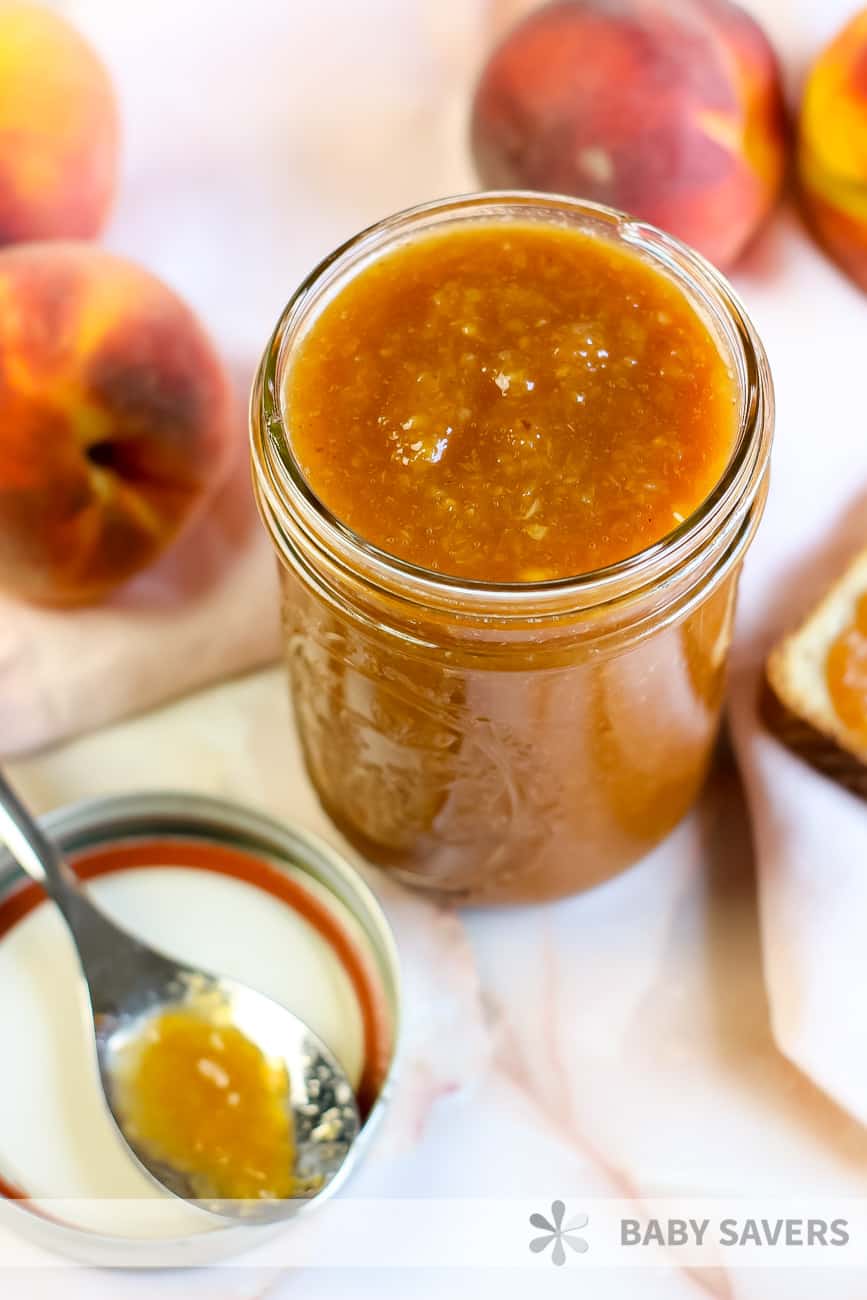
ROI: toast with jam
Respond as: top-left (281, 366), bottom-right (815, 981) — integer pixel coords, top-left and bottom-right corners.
top-left (765, 548), bottom-right (867, 795)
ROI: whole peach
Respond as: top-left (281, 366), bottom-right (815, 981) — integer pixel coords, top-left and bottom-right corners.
top-left (0, 1), bottom-right (118, 243)
top-left (471, 0), bottom-right (787, 268)
top-left (0, 244), bottom-right (235, 606)
top-left (798, 10), bottom-right (867, 292)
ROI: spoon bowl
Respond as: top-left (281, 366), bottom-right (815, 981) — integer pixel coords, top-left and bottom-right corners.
top-left (0, 772), bottom-right (360, 1221)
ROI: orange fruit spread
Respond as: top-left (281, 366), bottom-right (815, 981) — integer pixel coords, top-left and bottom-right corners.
top-left (116, 1008), bottom-right (296, 1201)
top-left (826, 592), bottom-right (867, 738)
top-left (285, 222), bottom-right (738, 583)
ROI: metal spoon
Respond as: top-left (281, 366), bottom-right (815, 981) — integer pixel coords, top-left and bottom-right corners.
top-left (0, 772), bottom-right (360, 1220)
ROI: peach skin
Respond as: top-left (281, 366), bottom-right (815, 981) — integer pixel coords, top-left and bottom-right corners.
top-left (798, 9), bottom-right (867, 293)
top-left (0, 243), bottom-right (236, 606)
top-left (0, 1), bottom-right (118, 243)
top-left (471, 0), bottom-right (787, 268)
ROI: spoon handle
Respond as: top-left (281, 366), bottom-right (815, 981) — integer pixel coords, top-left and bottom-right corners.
top-left (0, 770), bottom-right (79, 898)
top-left (0, 770), bottom-right (153, 1009)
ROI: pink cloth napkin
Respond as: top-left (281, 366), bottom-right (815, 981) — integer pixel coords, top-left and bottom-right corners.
top-left (4, 0), bottom-right (867, 1131)
top-left (727, 198), bottom-right (867, 1126)
top-left (712, 0), bottom-right (867, 1137)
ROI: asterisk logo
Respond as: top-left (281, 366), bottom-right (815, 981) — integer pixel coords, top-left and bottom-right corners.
top-left (529, 1200), bottom-right (590, 1265)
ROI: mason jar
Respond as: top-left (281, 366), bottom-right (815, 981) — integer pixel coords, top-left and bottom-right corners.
top-left (251, 193), bottom-right (773, 905)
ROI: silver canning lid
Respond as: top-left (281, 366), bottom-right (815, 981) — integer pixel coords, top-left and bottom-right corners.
top-left (0, 790), bottom-right (401, 1267)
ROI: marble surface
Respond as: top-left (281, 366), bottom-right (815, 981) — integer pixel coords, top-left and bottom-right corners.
top-left (5, 0), bottom-right (867, 1296)
top-left (7, 669), bottom-right (867, 1299)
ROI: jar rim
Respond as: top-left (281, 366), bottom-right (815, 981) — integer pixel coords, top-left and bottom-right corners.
top-left (251, 191), bottom-right (773, 620)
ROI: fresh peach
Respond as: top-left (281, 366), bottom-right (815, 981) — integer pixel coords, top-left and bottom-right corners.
top-left (470, 0), bottom-right (787, 268)
top-left (0, 244), bottom-right (235, 606)
top-left (0, 1), bottom-right (118, 243)
top-left (798, 10), bottom-right (867, 292)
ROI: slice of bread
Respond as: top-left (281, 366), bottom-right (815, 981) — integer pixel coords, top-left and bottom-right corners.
top-left (764, 547), bottom-right (867, 797)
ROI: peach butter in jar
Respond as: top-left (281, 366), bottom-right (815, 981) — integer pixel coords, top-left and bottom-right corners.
top-left (251, 194), bottom-right (773, 904)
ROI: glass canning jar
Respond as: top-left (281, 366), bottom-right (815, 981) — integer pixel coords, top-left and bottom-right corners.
top-left (250, 193), bottom-right (773, 905)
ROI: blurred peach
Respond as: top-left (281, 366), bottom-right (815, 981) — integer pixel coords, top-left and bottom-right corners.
top-left (0, 1), bottom-right (118, 243)
top-left (471, 0), bottom-right (787, 268)
top-left (798, 9), bottom-right (867, 292)
top-left (0, 243), bottom-right (235, 606)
